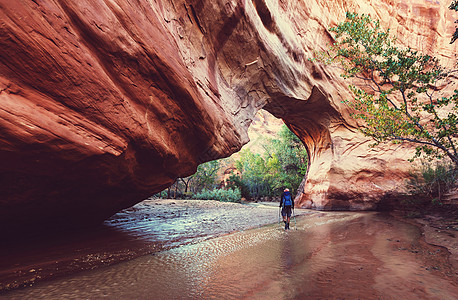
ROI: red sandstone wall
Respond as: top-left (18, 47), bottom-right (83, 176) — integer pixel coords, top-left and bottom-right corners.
top-left (0, 0), bottom-right (456, 229)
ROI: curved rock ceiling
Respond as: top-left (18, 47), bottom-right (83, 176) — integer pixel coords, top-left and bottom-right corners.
top-left (0, 0), bottom-right (456, 230)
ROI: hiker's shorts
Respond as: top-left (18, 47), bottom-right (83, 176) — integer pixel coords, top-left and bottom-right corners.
top-left (281, 206), bottom-right (292, 217)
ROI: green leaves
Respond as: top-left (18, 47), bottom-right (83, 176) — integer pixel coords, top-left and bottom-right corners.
top-left (233, 125), bottom-right (308, 199)
top-left (451, 0), bottom-right (458, 10)
top-left (316, 12), bottom-right (458, 166)
top-left (191, 159), bottom-right (222, 192)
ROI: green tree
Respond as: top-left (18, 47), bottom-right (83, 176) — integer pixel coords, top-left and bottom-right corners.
top-left (317, 12), bottom-right (458, 166)
top-left (225, 171), bottom-right (249, 198)
top-left (234, 149), bottom-right (271, 199)
top-left (230, 125), bottom-right (308, 199)
top-left (264, 125), bottom-right (308, 194)
top-left (188, 159), bottom-right (221, 193)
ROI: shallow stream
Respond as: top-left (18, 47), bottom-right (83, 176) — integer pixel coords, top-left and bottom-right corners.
top-left (3, 211), bottom-right (457, 299)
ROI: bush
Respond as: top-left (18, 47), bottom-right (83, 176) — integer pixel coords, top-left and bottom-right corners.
top-left (406, 161), bottom-right (458, 206)
top-left (152, 190), bottom-right (168, 199)
top-left (192, 188), bottom-right (242, 202)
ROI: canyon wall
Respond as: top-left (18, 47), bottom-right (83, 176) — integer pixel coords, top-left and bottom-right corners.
top-left (0, 0), bottom-right (456, 230)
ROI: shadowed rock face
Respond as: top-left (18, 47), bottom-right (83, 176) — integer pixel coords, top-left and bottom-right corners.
top-left (0, 0), bottom-right (246, 230)
top-left (0, 0), bottom-right (456, 230)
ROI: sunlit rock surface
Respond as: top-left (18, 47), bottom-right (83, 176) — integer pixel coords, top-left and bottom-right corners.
top-left (0, 0), bottom-right (456, 229)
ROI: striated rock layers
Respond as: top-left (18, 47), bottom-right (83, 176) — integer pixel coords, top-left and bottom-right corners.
top-left (0, 0), bottom-right (456, 230)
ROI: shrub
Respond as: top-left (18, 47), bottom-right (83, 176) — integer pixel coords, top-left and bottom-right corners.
top-left (192, 188), bottom-right (242, 202)
top-left (152, 190), bottom-right (168, 199)
top-left (406, 161), bottom-right (458, 206)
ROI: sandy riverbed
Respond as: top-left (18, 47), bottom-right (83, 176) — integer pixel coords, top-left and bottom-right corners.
top-left (0, 199), bottom-right (312, 292)
top-left (3, 209), bottom-right (457, 299)
top-left (1, 199), bottom-right (456, 294)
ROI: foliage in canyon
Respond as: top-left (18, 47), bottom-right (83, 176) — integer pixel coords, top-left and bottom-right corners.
top-left (165, 125), bottom-right (307, 201)
top-left (317, 12), bottom-right (458, 167)
top-left (227, 125), bottom-right (308, 200)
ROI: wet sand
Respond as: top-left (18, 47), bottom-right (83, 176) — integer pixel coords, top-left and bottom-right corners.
top-left (3, 211), bottom-right (457, 299)
top-left (0, 199), bottom-right (310, 292)
top-left (1, 199), bottom-right (456, 298)
top-left (412, 213), bottom-right (458, 271)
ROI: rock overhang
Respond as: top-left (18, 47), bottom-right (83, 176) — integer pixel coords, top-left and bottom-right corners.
top-left (0, 0), bottom-right (456, 231)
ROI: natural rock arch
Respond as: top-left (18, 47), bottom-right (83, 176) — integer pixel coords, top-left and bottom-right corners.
top-left (0, 0), bottom-right (456, 231)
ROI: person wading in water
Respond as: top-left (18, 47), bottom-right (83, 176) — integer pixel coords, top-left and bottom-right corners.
top-left (280, 188), bottom-right (294, 230)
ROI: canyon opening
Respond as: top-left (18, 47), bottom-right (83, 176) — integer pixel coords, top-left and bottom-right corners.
top-left (0, 0), bottom-right (456, 299)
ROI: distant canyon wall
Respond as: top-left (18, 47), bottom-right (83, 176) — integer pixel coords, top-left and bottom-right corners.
top-left (0, 0), bottom-right (456, 230)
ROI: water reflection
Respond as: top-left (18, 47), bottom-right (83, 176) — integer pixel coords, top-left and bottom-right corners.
top-left (3, 212), bottom-right (457, 300)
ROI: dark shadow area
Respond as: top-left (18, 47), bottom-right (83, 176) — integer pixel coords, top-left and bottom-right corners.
top-left (0, 221), bottom-right (159, 292)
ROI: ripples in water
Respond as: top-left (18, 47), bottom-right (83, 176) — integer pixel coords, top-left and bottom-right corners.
top-left (3, 212), bottom-right (457, 300)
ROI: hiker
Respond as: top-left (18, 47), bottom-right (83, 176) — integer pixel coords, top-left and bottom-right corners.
top-left (280, 188), bottom-right (294, 230)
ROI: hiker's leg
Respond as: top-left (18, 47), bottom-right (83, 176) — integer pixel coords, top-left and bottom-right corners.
top-left (286, 207), bottom-right (291, 224)
top-left (281, 207), bottom-right (287, 222)
top-left (286, 209), bottom-right (291, 229)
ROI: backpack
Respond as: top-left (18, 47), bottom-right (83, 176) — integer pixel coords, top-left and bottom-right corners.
top-left (283, 193), bottom-right (292, 206)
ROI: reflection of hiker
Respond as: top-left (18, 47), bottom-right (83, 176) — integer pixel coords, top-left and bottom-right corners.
top-left (280, 188), bottom-right (294, 230)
